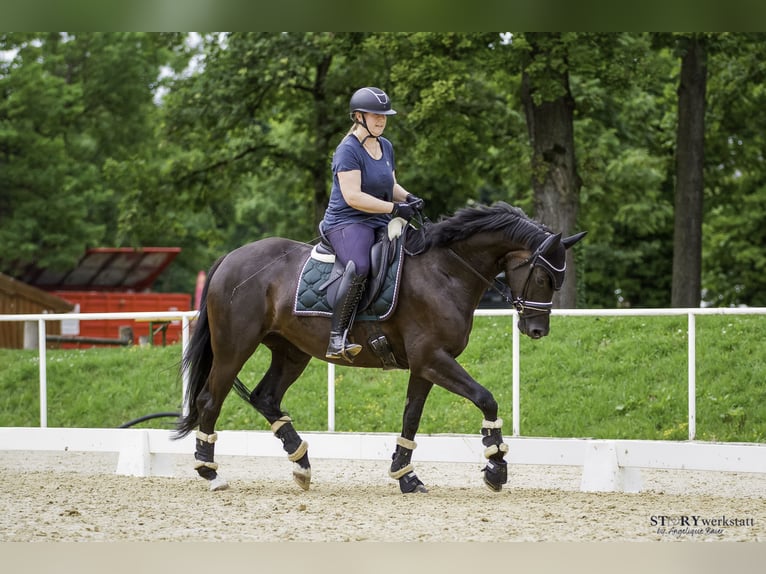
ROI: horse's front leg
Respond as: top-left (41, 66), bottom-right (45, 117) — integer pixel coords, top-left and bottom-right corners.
top-left (390, 374), bottom-right (433, 493)
top-left (419, 349), bottom-right (510, 492)
top-left (480, 417), bottom-right (509, 491)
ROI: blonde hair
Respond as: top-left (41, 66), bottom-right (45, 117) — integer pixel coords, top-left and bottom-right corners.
top-left (345, 110), bottom-right (362, 136)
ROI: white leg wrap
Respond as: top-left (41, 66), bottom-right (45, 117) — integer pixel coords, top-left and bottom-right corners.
top-left (396, 436), bottom-right (417, 450)
top-left (287, 440), bottom-right (309, 462)
top-left (196, 430), bottom-right (218, 443)
top-left (389, 463), bottom-right (415, 480)
top-left (482, 418), bottom-right (508, 458)
top-left (482, 418), bottom-right (503, 430)
top-left (271, 415), bottom-right (292, 433)
top-left (483, 442), bottom-right (510, 459)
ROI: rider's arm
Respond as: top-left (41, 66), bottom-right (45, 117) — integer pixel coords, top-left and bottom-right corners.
top-left (392, 172), bottom-right (410, 203)
top-left (337, 170), bottom-right (397, 214)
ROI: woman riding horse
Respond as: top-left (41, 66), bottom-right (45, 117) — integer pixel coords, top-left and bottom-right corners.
top-left (175, 199), bottom-right (586, 494)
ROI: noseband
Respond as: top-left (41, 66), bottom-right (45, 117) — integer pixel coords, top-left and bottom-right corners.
top-left (506, 257), bottom-right (553, 318)
top-left (508, 240), bottom-right (566, 318)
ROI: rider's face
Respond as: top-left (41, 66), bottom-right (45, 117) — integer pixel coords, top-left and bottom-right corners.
top-left (361, 112), bottom-right (387, 136)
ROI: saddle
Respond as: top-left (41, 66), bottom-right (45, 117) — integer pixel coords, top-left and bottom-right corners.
top-left (293, 218), bottom-right (408, 321)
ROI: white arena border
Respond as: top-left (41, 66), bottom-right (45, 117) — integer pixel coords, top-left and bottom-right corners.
top-left (2, 427), bottom-right (765, 493)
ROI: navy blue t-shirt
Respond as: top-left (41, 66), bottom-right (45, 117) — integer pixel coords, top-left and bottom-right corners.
top-left (323, 134), bottom-right (396, 230)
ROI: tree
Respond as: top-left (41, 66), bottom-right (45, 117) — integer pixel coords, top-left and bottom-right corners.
top-left (671, 34), bottom-right (707, 308)
top-left (0, 32), bottom-right (179, 276)
top-left (378, 33), bottom-right (527, 217)
top-left (116, 32), bottom-right (376, 245)
top-left (512, 33), bottom-right (582, 308)
top-left (573, 34), bottom-right (676, 308)
top-left (5, 32), bottom-right (766, 306)
top-left (700, 33), bottom-right (766, 306)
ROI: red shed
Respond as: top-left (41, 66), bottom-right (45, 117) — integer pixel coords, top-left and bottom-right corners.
top-left (18, 247), bottom-right (192, 347)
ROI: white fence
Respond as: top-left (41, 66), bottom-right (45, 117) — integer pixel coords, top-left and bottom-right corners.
top-left (2, 426), bottom-right (764, 493)
top-left (3, 307), bottom-right (765, 438)
top-left (2, 307), bottom-right (765, 492)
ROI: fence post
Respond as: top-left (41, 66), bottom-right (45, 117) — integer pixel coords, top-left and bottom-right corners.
top-left (688, 312), bottom-right (696, 440)
top-left (37, 319), bottom-right (48, 428)
top-left (327, 362), bottom-right (336, 432)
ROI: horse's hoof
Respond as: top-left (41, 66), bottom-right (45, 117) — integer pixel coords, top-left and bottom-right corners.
top-left (409, 484), bottom-right (428, 494)
top-left (209, 476), bottom-right (229, 491)
top-left (482, 460), bottom-right (507, 492)
top-left (398, 471), bottom-right (427, 493)
top-left (293, 463), bottom-right (311, 490)
top-left (483, 476), bottom-right (502, 492)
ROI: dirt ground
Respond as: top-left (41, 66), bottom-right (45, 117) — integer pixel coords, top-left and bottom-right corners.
top-left (1, 450), bottom-right (764, 543)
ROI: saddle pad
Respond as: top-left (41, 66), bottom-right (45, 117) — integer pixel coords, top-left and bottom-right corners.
top-left (293, 242), bottom-right (404, 321)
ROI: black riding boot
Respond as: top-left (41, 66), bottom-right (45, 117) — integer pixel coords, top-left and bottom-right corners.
top-left (326, 270), bottom-right (367, 362)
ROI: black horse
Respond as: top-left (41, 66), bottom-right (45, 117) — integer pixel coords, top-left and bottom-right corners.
top-left (175, 202), bottom-right (585, 493)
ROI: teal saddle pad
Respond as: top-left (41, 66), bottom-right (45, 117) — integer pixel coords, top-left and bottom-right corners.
top-left (293, 242), bottom-right (404, 321)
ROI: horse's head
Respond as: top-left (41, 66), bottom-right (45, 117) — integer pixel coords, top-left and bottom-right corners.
top-left (503, 231), bottom-right (587, 339)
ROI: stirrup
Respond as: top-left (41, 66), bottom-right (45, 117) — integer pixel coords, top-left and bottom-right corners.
top-left (326, 331), bottom-right (362, 362)
top-left (341, 341), bottom-right (362, 361)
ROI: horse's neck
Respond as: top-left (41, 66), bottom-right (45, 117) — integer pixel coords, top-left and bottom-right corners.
top-left (450, 233), bottom-right (520, 278)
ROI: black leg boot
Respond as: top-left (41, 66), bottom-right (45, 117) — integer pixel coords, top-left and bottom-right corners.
top-left (326, 267), bottom-right (367, 362)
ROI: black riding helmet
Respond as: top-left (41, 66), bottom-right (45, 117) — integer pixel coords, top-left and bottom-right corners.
top-left (349, 87), bottom-right (396, 144)
top-left (349, 86), bottom-right (397, 117)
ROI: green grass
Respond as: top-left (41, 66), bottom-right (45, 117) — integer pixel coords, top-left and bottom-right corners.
top-left (1, 314), bottom-right (764, 442)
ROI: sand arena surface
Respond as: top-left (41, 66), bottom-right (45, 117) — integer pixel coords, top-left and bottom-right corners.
top-left (1, 450), bottom-right (764, 542)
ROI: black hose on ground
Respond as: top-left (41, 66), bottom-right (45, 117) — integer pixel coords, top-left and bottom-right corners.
top-left (118, 412), bottom-right (181, 428)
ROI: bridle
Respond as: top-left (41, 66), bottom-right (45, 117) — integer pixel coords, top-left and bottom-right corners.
top-left (447, 239), bottom-right (564, 318)
top-left (506, 253), bottom-right (558, 319)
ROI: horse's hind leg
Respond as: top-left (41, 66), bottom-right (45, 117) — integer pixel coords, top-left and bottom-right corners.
top-left (194, 361), bottom-right (240, 491)
top-left (246, 336), bottom-right (313, 490)
top-left (389, 374), bottom-right (432, 493)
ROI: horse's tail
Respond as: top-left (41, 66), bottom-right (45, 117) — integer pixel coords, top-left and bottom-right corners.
top-left (173, 255), bottom-right (226, 439)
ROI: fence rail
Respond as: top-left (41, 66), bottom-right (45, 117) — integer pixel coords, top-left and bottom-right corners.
top-left (2, 307), bottom-right (765, 438)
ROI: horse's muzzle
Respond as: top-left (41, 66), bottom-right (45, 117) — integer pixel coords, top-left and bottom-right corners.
top-left (517, 317), bottom-right (550, 339)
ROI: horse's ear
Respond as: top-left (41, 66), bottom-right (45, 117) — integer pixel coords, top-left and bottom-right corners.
top-left (562, 231), bottom-right (587, 250)
top-left (538, 232), bottom-right (562, 256)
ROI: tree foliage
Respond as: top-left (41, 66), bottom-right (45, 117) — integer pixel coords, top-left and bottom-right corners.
top-left (2, 32), bottom-right (765, 308)
top-left (0, 32), bottom-right (180, 274)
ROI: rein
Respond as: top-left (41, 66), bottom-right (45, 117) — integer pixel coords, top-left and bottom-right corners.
top-left (446, 247), bottom-right (553, 317)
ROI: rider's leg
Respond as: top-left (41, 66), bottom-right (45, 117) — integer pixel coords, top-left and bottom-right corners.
top-left (326, 262), bottom-right (367, 361)
top-left (325, 224), bottom-right (373, 362)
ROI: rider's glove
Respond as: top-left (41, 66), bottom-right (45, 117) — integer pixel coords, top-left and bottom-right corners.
top-left (405, 194), bottom-right (425, 212)
top-left (391, 202), bottom-right (416, 220)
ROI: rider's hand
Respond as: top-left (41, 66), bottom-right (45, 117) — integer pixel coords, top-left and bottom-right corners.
top-left (405, 193), bottom-right (425, 211)
top-left (391, 202), bottom-right (416, 220)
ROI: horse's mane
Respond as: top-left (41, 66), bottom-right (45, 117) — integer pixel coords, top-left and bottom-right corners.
top-left (419, 202), bottom-right (551, 251)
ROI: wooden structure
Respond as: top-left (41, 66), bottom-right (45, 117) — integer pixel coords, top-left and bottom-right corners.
top-left (6, 247), bottom-right (191, 347)
top-left (0, 273), bottom-right (74, 348)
